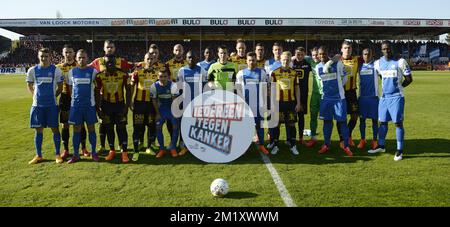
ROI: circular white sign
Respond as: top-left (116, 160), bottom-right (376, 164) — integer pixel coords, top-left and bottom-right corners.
top-left (181, 90), bottom-right (254, 163)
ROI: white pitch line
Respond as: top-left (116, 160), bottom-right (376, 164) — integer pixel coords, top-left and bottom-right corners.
top-left (260, 153), bottom-right (297, 207)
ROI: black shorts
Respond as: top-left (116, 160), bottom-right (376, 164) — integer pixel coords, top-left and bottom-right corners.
top-left (345, 89), bottom-right (359, 114)
top-left (100, 101), bottom-right (127, 125)
top-left (133, 101), bottom-right (156, 125)
top-left (59, 93), bottom-right (71, 123)
top-left (279, 101), bottom-right (297, 123)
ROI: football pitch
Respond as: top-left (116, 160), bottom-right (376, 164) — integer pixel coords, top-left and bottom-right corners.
top-left (0, 71), bottom-right (449, 207)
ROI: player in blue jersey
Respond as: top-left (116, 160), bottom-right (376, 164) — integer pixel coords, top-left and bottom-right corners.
top-left (177, 51), bottom-right (208, 156)
top-left (315, 46), bottom-right (353, 157)
top-left (151, 68), bottom-right (180, 158)
top-left (197, 47), bottom-right (215, 71)
top-left (66, 49), bottom-right (99, 163)
top-left (265, 42), bottom-right (283, 74)
top-left (178, 51), bottom-right (208, 108)
top-left (27, 48), bottom-right (64, 164)
top-left (357, 48), bottom-right (379, 151)
top-left (368, 41), bottom-right (413, 161)
top-left (236, 52), bottom-right (270, 155)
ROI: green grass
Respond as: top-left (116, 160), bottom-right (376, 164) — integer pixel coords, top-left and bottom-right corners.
top-left (0, 72), bottom-right (449, 207)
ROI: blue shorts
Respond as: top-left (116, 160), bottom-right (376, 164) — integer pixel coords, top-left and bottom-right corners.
top-left (69, 105), bottom-right (98, 125)
top-left (157, 109), bottom-right (178, 127)
top-left (358, 96), bottom-right (379, 119)
top-left (30, 106), bottom-right (59, 128)
top-left (379, 96), bottom-right (405, 123)
top-left (319, 99), bottom-right (347, 122)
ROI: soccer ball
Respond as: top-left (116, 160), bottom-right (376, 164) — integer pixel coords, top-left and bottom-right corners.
top-left (210, 178), bottom-right (229, 197)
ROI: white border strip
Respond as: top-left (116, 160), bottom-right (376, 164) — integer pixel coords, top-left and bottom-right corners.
top-left (260, 153), bottom-right (297, 207)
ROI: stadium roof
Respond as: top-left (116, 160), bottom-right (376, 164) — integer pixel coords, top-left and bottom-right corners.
top-left (1, 18), bottom-right (449, 41)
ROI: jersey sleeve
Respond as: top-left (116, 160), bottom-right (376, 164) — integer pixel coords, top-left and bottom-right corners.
top-left (131, 71), bottom-right (139, 83)
top-left (398, 59), bottom-right (412, 77)
top-left (374, 60), bottom-right (381, 78)
top-left (67, 69), bottom-right (74, 86)
top-left (55, 67), bottom-right (64, 84)
top-left (207, 66), bottom-right (215, 81)
top-left (120, 58), bottom-right (134, 71)
top-left (177, 68), bottom-right (184, 82)
top-left (337, 61), bottom-right (348, 85)
top-left (170, 82), bottom-right (179, 96)
top-left (304, 56), bottom-right (313, 65)
top-left (95, 74), bottom-right (103, 89)
top-left (264, 60), bottom-right (270, 73)
top-left (26, 66), bottom-right (35, 83)
top-left (261, 69), bottom-right (268, 82)
top-left (235, 70), bottom-right (244, 87)
top-left (92, 69), bottom-right (98, 83)
top-left (201, 67), bottom-right (208, 82)
top-left (89, 59), bottom-right (100, 72)
top-left (150, 83), bottom-right (157, 98)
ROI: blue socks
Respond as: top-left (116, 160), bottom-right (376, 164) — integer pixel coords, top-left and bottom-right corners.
top-left (89, 131), bottom-right (97, 155)
top-left (156, 121), bottom-right (165, 150)
top-left (35, 131), bottom-right (43, 157)
top-left (73, 131), bottom-right (81, 157)
top-left (361, 118), bottom-right (379, 141)
top-left (359, 118), bottom-right (366, 140)
top-left (396, 126), bottom-right (404, 151)
top-left (338, 121), bottom-right (350, 147)
top-left (170, 124), bottom-right (179, 150)
top-left (323, 120), bottom-right (333, 146)
top-left (378, 123), bottom-right (388, 148)
top-left (53, 133), bottom-right (61, 155)
top-left (372, 119), bottom-right (379, 141)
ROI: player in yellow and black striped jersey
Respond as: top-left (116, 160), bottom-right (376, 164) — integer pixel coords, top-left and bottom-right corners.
top-left (165, 44), bottom-right (187, 148)
top-left (130, 52), bottom-right (159, 159)
top-left (56, 44), bottom-right (90, 160)
top-left (268, 51), bottom-right (301, 155)
top-left (166, 44), bottom-right (188, 82)
top-left (339, 41), bottom-right (364, 148)
top-left (130, 43), bottom-right (167, 151)
top-left (88, 40), bottom-right (135, 155)
top-left (230, 39), bottom-right (248, 71)
top-left (95, 55), bottom-right (131, 163)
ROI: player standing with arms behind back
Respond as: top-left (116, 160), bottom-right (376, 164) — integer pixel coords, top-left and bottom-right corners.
top-left (357, 48), bottom-right (379, 150)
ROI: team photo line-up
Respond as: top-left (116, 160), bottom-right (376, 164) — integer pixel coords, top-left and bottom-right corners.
top-left (26, 38), bottom-right (413, 165)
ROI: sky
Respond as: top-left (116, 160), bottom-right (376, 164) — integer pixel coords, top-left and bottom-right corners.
top-left (1, 0), bottom-right (449, 40)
